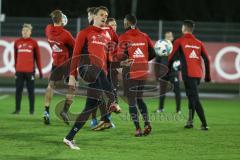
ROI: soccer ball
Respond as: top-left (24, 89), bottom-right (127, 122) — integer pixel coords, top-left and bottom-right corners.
top-left (62, 14), bottom-right (68, 26)
top-left (154, 40), bottom-right (173, 56)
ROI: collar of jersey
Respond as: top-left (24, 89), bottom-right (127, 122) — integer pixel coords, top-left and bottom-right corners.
top-left (183, 33), bottom-right (195, 38)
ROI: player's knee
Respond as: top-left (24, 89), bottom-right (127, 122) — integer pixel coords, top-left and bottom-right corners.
top-left (48, 82), bottom-right (56, 89)
top-left (65, 97), bottom-right (73, 104)
top-left (128, 99), bottom-right (136, 107)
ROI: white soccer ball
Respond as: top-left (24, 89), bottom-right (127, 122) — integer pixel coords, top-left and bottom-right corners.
top-left (62, 14), bottom-right (68, 26)
top-left (154, 40), bottom-right (173, 56)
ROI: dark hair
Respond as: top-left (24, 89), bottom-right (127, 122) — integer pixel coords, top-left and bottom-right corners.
top-left (125, 14), bottom-right (137, 26)
top-left (87, 7), bottom-right (96, 14)
top-left (183, 20), bottom-right (195, 32)
top-left (93, 6), bottom-right (109, 15)
top-left (106, 18), bottom-right (116, 24)
top-left (50, 10), bottom-right (62, 24)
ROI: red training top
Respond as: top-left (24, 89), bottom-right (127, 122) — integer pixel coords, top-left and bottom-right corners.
top-left (14, 37), bottom-right (42, 75)
top-left (168, 33), bottom-right (211, 80)
top-left (117, 28), bottom-right (154, 80)
top-left (45, 24), bottom-right (75, 67)
top-left (70, 25), bottom-right (112, 76)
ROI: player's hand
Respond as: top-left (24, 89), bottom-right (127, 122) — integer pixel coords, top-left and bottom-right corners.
top-left (204, 77), bottom-right (211, 82)
top-left (120, 59), bottom-right (133, 67)
top-left (172, 60), bottom-right (180, 71)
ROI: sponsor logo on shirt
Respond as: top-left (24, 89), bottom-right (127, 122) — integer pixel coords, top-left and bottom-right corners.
top-left (48, 39), bottom-right (61, 45)
top-left (133, 48), bottom-right (145, 58)
top-left (92, 40), bottom-right (107, 46)
top-left (189, 50), bottom-right (199, 59)
top-left (185, 45), bottom-right (200, 49)
top-left (130, 43), bottom-right (146, 46)
top-left (18, 49), bottom-right (32, 53)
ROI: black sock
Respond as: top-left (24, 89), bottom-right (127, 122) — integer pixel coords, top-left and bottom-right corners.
top-left (45, 106), bottom-right (49, 114)
top-left (63, 100), bottom-right (71, 113)
top-left (137, 99), bottom-right (149, 126)
top-left (66, 97), bottom-right (98, 140)
top-left (99, 100), bottom-right (110, 122)
top-left (159, 95), bottom-right (165, 110)
top-left (66, 127), bottom-right (79, 141)
top-left (196, 101), bottom-right (207, 127)
top-left (66, 112), bottom-right (90, 140)
top-left (129, 105), bottom-right (140, 129)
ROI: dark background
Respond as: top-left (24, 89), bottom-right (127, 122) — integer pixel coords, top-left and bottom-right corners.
top-left (2, 0), bottom-right (240, 22)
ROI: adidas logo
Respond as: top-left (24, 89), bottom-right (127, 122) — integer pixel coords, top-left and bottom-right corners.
top-left (133, 48), bottom-right (145, 58)
top-left (189, 50), bottom-right (199, 59)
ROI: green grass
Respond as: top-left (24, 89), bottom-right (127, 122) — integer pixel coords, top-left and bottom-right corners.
top-left (0, 94), bottom-right (240, 160)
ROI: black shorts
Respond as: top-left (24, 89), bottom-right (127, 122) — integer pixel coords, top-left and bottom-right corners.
top-left (15, 72), bottom-right (35, 81)
top-left (49, 65), bottom-right (69, 82)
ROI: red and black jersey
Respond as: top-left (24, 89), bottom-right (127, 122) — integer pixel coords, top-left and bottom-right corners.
top-left (45, 24), bottom-right (75, 67)
top-left (168, 33), bottom-right (211, 80)
top-left (70, 25), bottom-right (111, 76)
top-left (117, 29), bottom-right (155, 80)
top-left (102, 25), bottom-right (118, 63)
top-left (102, 25), bottom-right (118, 43)
top-left (14, 38), bottom-right (42, 75)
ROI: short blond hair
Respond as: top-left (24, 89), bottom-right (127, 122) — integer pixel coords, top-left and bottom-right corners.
top-left (50, 10), bottom-right (63, 23)
top-left (22, 23), bottom-right (33, 30)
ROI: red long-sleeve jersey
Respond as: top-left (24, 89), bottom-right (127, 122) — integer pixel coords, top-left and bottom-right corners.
top-left (102, 25), bottom-right (118, 62)
top-left (117, 29), bottom-right (155, 80)
top-left (14, 38), bottom-right (42, 75)
top-left (70, 26), bottom-right (111, 76)
top-left (45, 24), bottom-right (75, 67)
top-left (168, 33), bottom-right (211, 80)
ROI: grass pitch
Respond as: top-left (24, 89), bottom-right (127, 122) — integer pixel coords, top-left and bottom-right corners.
top-left (0, 94), bottom-right (240, 160)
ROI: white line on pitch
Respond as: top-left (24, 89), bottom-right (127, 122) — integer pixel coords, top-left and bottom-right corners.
top-left (0, 95), bottom-right (9, 100)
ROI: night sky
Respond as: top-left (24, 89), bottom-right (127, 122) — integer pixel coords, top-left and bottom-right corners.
top-left (2, 0), bottom-right (240, 22)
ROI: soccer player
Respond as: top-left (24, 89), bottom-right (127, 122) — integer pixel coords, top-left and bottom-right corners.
top-left (155, 31), bottom-right (182, 113)
top-left (84, 7), bottom-right (118, 130)
top-left (86, 6), bottom-right (104, 128)
top-left (43, 10), bottom-right (75, 125)
top-left (168, 20), bottom-right (211, 130)
top-left (13, 23), bottom-right (43, 115)
top-left (117, 14), bottom-right (155, 136)
top-left (63, 6), bottom-right (120, 150)
top-left (86, 7), bottom-right (96, 25)
top-left (106, 18), bottom-right (117, 31)
top-left (91, 17), bottom-right (119, 131)
top-left (106, 18), bottom-right (119, 91)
